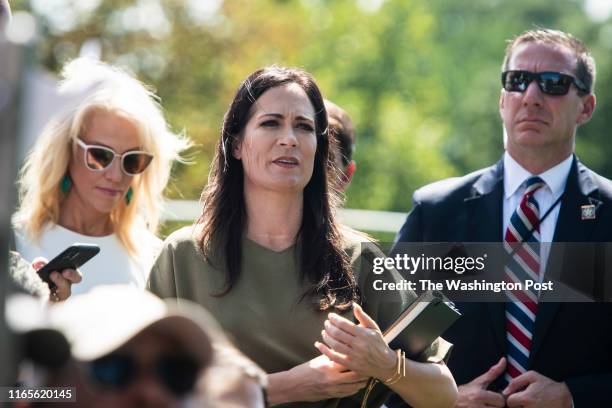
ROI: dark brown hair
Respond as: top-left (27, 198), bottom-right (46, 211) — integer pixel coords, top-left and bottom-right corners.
top-left (195, 66), bottom-right (359, 311)
top-left (325, 99), bottom-right (356, 168)
top-left (502, 28), bottom-right (596, 95)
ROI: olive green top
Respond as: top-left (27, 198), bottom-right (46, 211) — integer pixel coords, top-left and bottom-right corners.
top-left (147, 226), bottom-right (452, 407)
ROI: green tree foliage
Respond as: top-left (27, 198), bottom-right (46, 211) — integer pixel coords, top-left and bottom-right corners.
top-left (12, 0), bottom-right (612, 215)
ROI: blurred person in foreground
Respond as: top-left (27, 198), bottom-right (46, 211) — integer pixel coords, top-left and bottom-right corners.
top-left (8, 250), bottom-right (80, 302)
top-left (10, 238), bottom-right (82, 302)
top-left (3, 0), bottom-right (81, 303)
top-left (0, 0), bottom-right (9, 23)
top-left (7, 285), bottom-right (267, 407)
top-left (148, 65), bottom-right (456, 407)
top-left (13, 57), bottom-right (189, 295)
top-left (393, 29), bottom-right (612, 407)
top-left (4, 251), bottom-right (78, 385)
top-left (325, 99), bottom-right (357, 193)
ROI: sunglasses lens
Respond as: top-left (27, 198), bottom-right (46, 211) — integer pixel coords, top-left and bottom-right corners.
top-left (539, 72), bottom-right (571, 95)
top-left (86, 147), bottom-right (115, 170)
top-left (89, 354), bottom-right (133, 389)
top-left (503, 71), bottom-right (531, 92)
top-left (123, 153), bottom-right (153, 175)
top-left (503, 71), bottom-right (575, 95)
top-left (157, 355), bottom-right (200, 396)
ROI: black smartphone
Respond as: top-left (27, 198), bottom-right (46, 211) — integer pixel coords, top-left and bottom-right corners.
top-left (36, 243), bottom-right (100, 288)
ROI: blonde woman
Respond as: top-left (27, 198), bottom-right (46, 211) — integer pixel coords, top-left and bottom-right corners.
top-left (14, 58), bottom-right (189, 296)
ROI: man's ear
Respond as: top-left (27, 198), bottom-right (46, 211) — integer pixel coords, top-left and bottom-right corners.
top-left (577, 93), bottom-right (596, 126)
top-left (232, 139), bottom-right (242, 160)
top-left (345, 160), bottom-right (356, 180)
top-left (340, 160), bottom-right (356, 188)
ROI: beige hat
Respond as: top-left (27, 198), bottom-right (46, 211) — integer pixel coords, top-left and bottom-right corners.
top-left (7, 285), bottom-right (214, 366)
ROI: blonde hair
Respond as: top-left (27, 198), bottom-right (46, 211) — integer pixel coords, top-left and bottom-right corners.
top-left (14, 58), bottom-right (190, 256)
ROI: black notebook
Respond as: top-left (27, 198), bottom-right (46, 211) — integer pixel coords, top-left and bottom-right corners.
top-left (383, 290), bottom-right (461, 357)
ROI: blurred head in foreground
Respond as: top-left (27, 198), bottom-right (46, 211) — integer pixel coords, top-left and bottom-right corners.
top-left (8, 286), bottom-right (266, 408)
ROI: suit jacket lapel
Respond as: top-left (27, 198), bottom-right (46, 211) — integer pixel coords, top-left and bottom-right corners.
top-left (551, 156), bottom-right (601, 243)
top-left (464, 159), bottom-right (507, 352)
top-left (465, 160), bottom-right (504, 242)
top-left (530, 156), bottom-right (601, 361)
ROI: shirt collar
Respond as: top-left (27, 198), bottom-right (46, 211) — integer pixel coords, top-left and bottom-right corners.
top-left (503, 152), bottom-right (573, 199)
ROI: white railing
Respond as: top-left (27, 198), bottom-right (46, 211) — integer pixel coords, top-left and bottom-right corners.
top-left (161, 200), bottom-right (408, 233)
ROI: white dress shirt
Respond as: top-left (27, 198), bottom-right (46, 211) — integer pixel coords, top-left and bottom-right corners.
top-left (503, 152), bottom-right (573, 278)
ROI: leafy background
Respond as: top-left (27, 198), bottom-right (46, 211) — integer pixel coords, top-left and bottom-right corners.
top-left (11, 0), bottom-right (612, 237)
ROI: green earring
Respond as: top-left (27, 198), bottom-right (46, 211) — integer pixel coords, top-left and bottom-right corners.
top-left (125, 187), bottom-right (133, 205)
top-left (60, 174), bottom-right (71, 194)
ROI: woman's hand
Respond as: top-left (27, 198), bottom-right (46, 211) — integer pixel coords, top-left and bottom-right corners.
top-left (315, 303), bottom-right (397, 381)
top-left (32, 257), bottom-right (82, 302)
top-left (267, 354), bottom-right (369, 405)
top-left (319, 303), bottom-right (458, 407)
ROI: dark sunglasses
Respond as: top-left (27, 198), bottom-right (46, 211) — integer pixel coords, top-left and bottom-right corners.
top-left (76, 138), bottom-right (154, 176)
top-left (88, 353), bottom-right (201, 396)
top-left (501, 70), bottom-right (589, 96)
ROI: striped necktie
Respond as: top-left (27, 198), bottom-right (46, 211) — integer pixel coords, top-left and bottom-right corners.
top-left (504, 176), bottom-right (546, 383)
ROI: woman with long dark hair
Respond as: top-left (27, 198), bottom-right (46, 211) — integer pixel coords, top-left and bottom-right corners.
top-left (148, 66), bottom-right (456, 407)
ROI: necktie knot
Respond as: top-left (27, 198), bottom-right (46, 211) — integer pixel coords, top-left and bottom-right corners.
top-left (523, 176), bottom-right (546, 198)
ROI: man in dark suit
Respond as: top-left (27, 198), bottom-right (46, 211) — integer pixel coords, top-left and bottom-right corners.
top-left (393, 29), bottom-right (612, 407)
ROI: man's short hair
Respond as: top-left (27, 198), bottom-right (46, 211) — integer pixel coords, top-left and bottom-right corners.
top-left (324, 100), bottom-right (355, 169)
top-left (502, 28), bottom-right (596, 95)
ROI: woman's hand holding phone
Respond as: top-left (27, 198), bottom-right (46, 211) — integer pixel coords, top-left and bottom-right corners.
top-left (32, 243), bottom-right (98, 301)
top-left (31, 257), bottom-right (83, 302)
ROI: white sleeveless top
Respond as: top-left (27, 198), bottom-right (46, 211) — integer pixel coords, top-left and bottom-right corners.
top-left (15, 224), bottom-right (162, 295)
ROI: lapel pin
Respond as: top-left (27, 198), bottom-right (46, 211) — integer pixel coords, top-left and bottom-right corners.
top-left (581, 204), bottom-right (596, 220)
